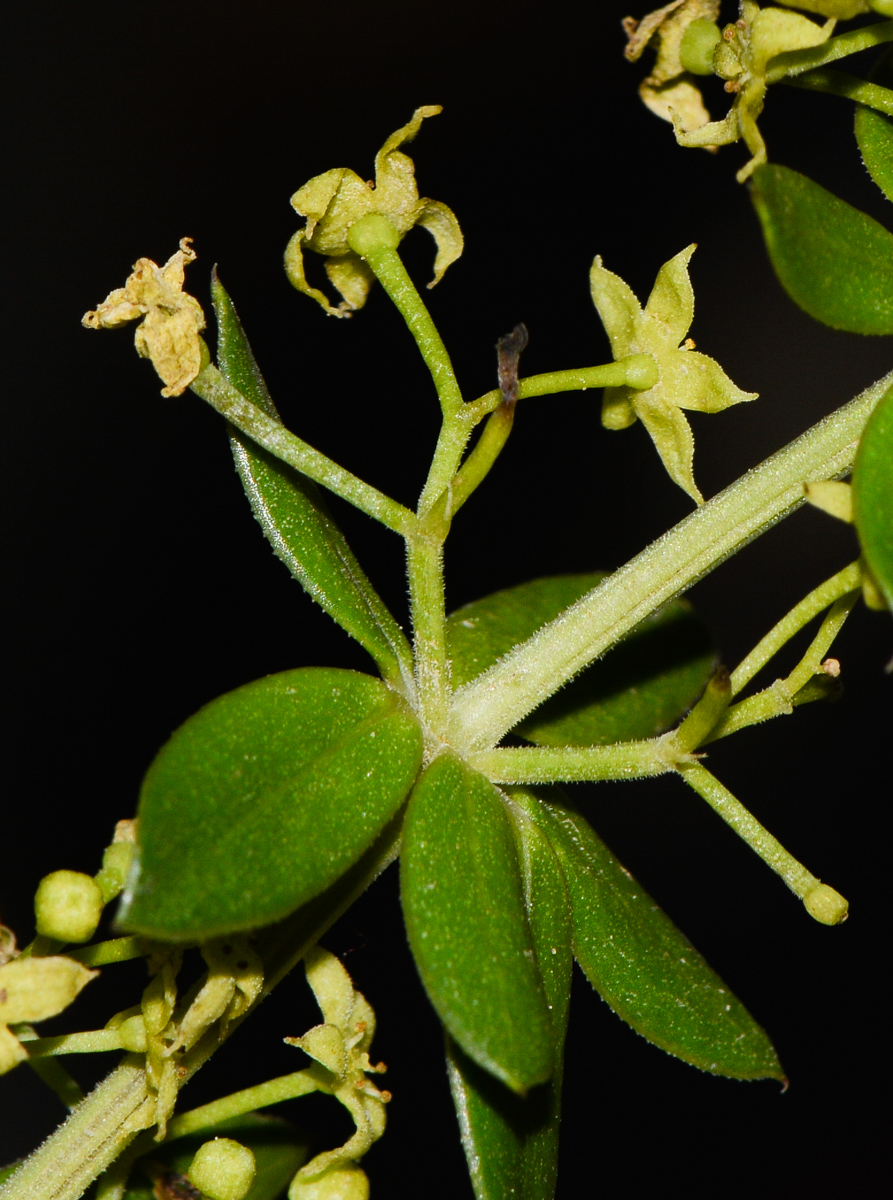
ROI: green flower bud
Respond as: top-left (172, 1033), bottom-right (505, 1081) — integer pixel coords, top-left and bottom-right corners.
top-left (34, 870), bottom-right (104, 943)
top-left (680, 18), bottom-right (722, 75)
top-left (289, 1164), bottom-right (370, 1200)
top-left (803, 884), bottom-right (849, 926)
top-left (94, 839), bottom-right (136, 904)
top-left (187, 1138), bottom-right (256, 1200)
top-left (0, 956), bottom-right (97, 1023)
top-left (870, 0), bottom-right (893, 14)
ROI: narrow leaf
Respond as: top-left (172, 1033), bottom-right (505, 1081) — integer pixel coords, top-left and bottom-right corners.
top-left (213, 273), bottom-right (413, 692)
top-left (512, 788), bottom-right (784, 1081)
top-left (446, 805), bottom-right (572, 1200)
top-left (750, 163), bottom-right (893, 333)
top-left (447, 574), bottom-right (713, 744)
top-left (119, 668), bottom-right (423, 940)
top-left (853, 382), bottom-right (893, 609)
top-left (401, 753), bottom-right (554, 1095)
top-left (855, 50), bottom-right (893, 204)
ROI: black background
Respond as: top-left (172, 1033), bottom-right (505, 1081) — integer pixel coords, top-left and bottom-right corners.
top-left (2, 2), bottom-right (889, 1194)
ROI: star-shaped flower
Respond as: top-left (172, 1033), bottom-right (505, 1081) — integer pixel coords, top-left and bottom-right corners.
top-left (591, 244), bottom-right (757, 503)
top-left (285, 106), bottom-right (463, 316)
top-left (83, 238), bottom-right (206, 396)
top-left (285, 947), bottom-right (390, 1187)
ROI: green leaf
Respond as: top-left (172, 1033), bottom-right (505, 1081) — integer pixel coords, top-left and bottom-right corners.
top-left (400, 752), bottom-right (554, 1095)
top-left (446, 805), bottom-right (572, 1200)
top-left (447, 574), bottom-right (714, 744)
top-left (855, 50), bottom-right (893, 204)
top-left (853, 382), bottom-right (893, 609)
top-left (212, 273), bottom-right (413, 692)
top-left (511, 788), bottom-right (785, 1081)
top-left (750, 163), bottom-right (893, 334)
top-left (119, 668), bottom-right (423, 940)
top-left (124, 1113), bottom-right (307, 1200)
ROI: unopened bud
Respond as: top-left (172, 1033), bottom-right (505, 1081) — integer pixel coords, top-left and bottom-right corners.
top-left (188, 1138), bottom-right (256, 1200)
top-left (290, 1164), bottom-right (370, 1200)
top-left (35, 871), bottom-right (104, 943)
top-left (803, 883), bottom-right (848, 926)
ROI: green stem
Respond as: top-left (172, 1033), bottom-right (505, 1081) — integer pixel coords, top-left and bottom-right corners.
top-left (447, 371), bottom-right (891, 754)
top-left (449, 402), bottom-right (515, 514)
top-left (406, 532), bottom-right (450, 735)
top-left (352, 237), bottom-right (464, 422)
top-left (20, 1030), bottom-right (131, 1057)
top-left (784, 68), bottom-right (893, 115)
top-left (463, 355), bottom-right (659, 425)
top-left (0, 821), bottom-right (403, 1200)
top-left (190, 365), bottom-right (415, 537)
top-left (712, 591), bottom-right (859, 741)
top-left (164, 1071), bottom-right (319, 1141)
top-left (769, 19), bottom-right (893, 81)
top-left (469, 739), bottom-right (675, 784)
top-left (67, 938), bottom-right (147, 968)
top-left (729, 561), bottom-right (862, 697)
top-left (677, 763), bottom-right (847, 923)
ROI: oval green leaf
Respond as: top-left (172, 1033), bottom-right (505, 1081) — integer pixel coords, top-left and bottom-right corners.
top-left (750, 163), bottom-right (893, 334)
top-left (446, 805), bottom-right (572, 1200)
top-left (213, 273), bottom-right (413, 692)
top-left (511, 788), bottom-right (784, 1081)
top-left (853, 382), bottom-right (893, 609)
top-left (401, 752), bottom-right (554, 1095)
top-left (447, 574), bottom-right (714, 745)
top-left (119, 668), bottom-right (423, 940)
top-left (855, 50), bottom-right (893, 204)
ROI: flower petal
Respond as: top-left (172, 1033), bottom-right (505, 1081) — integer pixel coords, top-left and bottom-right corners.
top-left (635, 395), bottom-right (703, 503)
top-left (644, 244), bottom-right (695, 346)
top-left (590, 256), bottom-right (641, 357)
top-left (325, 254), bottom-right (376, 312)
top-left (415, 198), bottom-right (464, 288)
top-left (662, 348), bottom-right (758, 412)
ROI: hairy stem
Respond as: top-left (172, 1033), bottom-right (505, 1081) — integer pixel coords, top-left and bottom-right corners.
top-left (729, 561), bottom-right (862, 696)
top-left (447, 371), bottom-right (892, 754)
top-left (190, 366), bottom-right (415, 537)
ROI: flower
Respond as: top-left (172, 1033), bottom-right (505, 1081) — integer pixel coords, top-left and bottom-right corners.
top-left (285, 106), bottom-right (463, 316)
top-left (590, 244), bottom-right (757, 503)
top-left (83, 238), bottom-right (206, 396)
top-left (623, 0), bottom-right (722, 136)
top-left (0, 954), bottom-right (98, 1073)
top-left (626, 2), bottom-right (850, 181)
top-left (285, 947), bottom-right (390, 1184)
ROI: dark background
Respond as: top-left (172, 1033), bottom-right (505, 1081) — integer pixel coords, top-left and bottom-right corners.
top-left (2, 2), bottom-right (889, 1194)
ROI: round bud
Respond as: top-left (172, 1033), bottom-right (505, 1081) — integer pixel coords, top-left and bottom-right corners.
top-left (34, 871), bottom-right (104, 943)
top-left (289, 1164), bottom-right (370, 1200)
top-left (803, 883), bottom-right (849, 926)
top-left (870, 1), bottom-right (893, 16)
top-left (347, 213), bottom-right (402, 257)
top-left (188, 1138), bottom-right (256, 1200)
top-left (680, 19), bottom-right (723, 76)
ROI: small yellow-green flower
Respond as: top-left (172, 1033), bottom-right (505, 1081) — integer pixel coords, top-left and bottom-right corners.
top-left (626, 3), bottom-right (858, 180)
top-left (83, 239), bottom-right (206, 396)
top-left (285, 106), bottom-right (463, 316)
top-left (623, 0), bottom-right (722, 135)
top-left (0, 955), bottom-right (98, 1073)
top-left (285, 947), bottom-right (389, 1184)
top-left (591, 244), bottom-right (757, 503)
